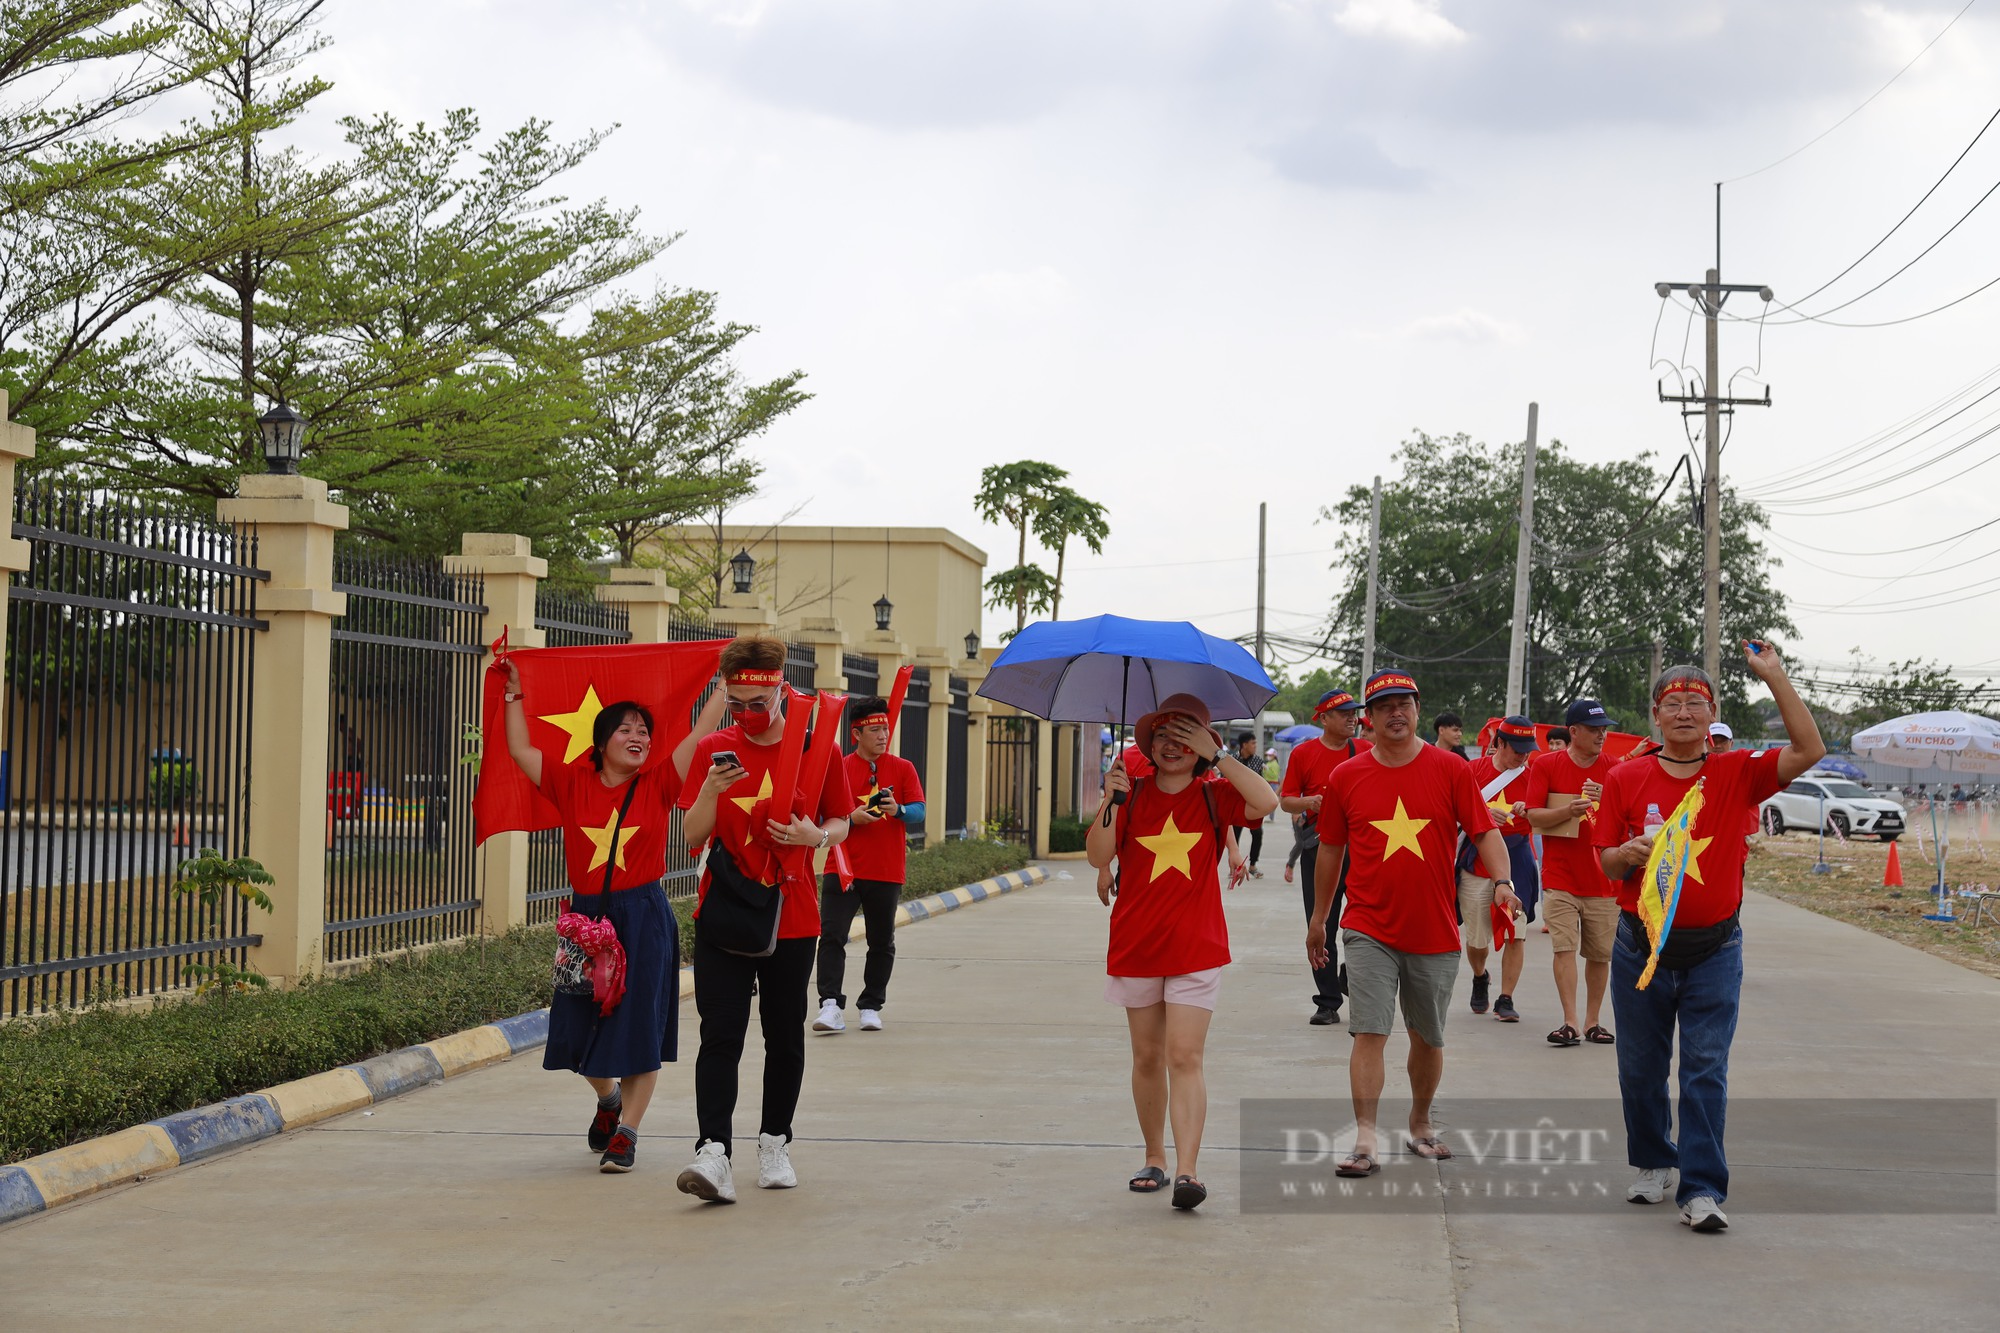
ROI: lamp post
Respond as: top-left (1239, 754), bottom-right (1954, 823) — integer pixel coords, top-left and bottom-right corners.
top-left (873, 593), bottom-right (893, 633)
top-left (728, 548), bottom-right (755, 595)
top-left (257, 402), bottom-right (306, 475)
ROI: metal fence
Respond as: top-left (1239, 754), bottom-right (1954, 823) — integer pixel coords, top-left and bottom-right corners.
top-left (842, 653), bottom-right (879, 738)
top-left (946, 675), bottom-right (969, 835)
top-left (2, 484), bottom-right (263, 1015)
top-left (522, 588), bottom-right (633, 923)
top-left (985, 713), bottom-right (1038, 846)
top-left (324, 551), bottom-right (485, 963)
top-left (901, 667), bottom-right (930, 787)
top-left (784, 642), bottom-right (816, 694)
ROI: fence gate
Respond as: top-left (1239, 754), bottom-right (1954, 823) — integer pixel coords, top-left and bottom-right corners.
top-left (900, 667), bottom-right (930, 789)
top-left (1, 485), bottom-right (263, 1015)
top-left (325, 552), bottom-right (485, 963)
top-left (523, 588), bottom-right (632, 924)
top-left (984, 713), bottom-right (1038, 847)
top-left (946, 676), bottom-right (969, 835)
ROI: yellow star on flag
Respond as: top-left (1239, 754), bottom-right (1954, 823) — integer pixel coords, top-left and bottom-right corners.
top-left (1682, 835), bottom-right (1713, 884)
top-left (1370, 798), bottom-right (1431, 862)
top-left (581, 812), bottom-right (642, 873)
top-left (538, 685), bottom-right (605, 765)
top-left (730, 770), bottom-right (776, 844)
top-left (1136, 812), bottom-right (1204, 882)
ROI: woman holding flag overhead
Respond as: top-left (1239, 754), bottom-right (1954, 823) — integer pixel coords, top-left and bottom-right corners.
top-left (675, 635), bottom-right (854, 1205)
top-left (1593, 644), bottom-right (1823, 1233)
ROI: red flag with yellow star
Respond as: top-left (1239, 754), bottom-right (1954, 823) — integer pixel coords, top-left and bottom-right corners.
top-left (473, 634), bottom-right (732, 844)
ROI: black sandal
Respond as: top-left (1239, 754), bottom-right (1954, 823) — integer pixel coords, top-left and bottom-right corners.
top-left (1172, 1175), bottom-right (1207, 1210)
top-left (1129, 1166), bottom-right (1168, 1193)
top-left (1584, 1025), bottom-right (1616, 1044)
top-left (1547, 1024), bottom-right (1581, 1047)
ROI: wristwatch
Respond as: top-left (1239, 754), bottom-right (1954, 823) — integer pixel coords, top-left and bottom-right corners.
top-left (1493, 879), bottom-right (1514, 888)
top-left (817, 827), bottom-right (831, 851)
top-left (1211, 749), bottom-right (1230, 765)
top-left (504, 691), bottom-right (524, 702)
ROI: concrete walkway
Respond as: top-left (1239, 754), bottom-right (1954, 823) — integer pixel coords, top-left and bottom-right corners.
top-left (5, 848), bottom-right (1998, 1330)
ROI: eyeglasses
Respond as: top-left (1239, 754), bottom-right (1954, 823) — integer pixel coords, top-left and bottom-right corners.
top-left (1656, 700), bottom-right (1710, 717)
top-left (726, 696), bottom-right (772, 713)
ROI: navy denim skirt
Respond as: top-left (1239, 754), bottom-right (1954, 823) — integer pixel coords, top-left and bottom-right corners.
top-left (543, 880), bottom-right (680, 1078)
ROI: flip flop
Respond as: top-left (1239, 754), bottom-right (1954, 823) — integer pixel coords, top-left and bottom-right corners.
top-left (1584, 1025), bottom-right (1616, 1044)
top-left (1128, 1166), bottom-right (1169, 1193)
top-left (1335, 1152), bottom-right (1380, 1178)
top-left (1172, 1175), bottom-right (1207, 1210)
top-left (1406, 1137), bottom-right (1454, 1161)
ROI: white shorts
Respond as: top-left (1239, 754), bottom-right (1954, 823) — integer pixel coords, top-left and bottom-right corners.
top-left (1104, 968), bottom-right (1223, 1011)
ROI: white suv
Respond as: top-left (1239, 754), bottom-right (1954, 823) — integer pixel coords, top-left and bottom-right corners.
top-left (1760, 774), bottom-right (1906, 842)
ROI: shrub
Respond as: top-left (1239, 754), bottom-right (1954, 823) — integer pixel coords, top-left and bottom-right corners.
top-left (899, 836), bottom-right (1031, 901)
top-left (0, 927), bottom-right (560, 1164)
top-left (1048, 814), bottom-right (1089, 853)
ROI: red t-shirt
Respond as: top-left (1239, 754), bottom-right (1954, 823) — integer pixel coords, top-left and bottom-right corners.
top-left (1285, 736), bottom-right (1372, 806)
top-left (1321, 744), bottom-right (1496, 954)
top-left (841, 750), bottom-right (924, 884)
top-left (541, 760), bottom-right (680, 895)
top-left (1466, 754), bottom-right (1533, 877)
top-left (1108, 776), bottom-right (1247, 976)
top-left (1120, 744), bottom-right (1156, 781)
top-left (1593, 748), bottom-right (1785, 927)
top-left (1521, 748), bottom-right (1615, 897)
top-left (678, 723), bottom-right (856, 939)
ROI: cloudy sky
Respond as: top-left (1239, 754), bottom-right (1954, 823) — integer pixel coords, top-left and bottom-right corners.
top-left (310, 0), bottom-right (2000, 685)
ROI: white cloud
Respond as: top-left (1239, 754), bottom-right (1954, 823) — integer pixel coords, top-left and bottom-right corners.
top-left (943, 266), bottom-right (1074, 320)
top-left (1400, 308), bottom-right (1526, 344)
top-left (1332, 0), bottom-right (1469, 47)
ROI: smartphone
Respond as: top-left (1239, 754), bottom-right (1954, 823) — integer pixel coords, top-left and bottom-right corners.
top-left (711, 750), bottom-right (739, 769)
top-left (869, 789), bottom-right (894, 809)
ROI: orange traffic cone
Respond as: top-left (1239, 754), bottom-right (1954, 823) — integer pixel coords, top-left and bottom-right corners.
top-left (1884, 839), bottom-right (1904, 888)
top-left (170, 817), bottom-right (190, 848)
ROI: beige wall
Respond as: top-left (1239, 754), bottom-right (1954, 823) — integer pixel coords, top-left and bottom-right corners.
top-left (656, 525), bottom-right (987, 659)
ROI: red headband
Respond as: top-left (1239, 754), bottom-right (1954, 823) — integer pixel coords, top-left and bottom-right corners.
top-left (728, 669), bottom-right (783, 686)
top-left (852, 712), bottom-right (890, 729)
top-left (1656, 677), bottom-right (1714, 705)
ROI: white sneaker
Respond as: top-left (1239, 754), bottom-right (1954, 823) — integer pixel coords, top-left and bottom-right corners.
top-left (675, 1141), bottom-right (737, 1204)
top-left (757, 1131), bottom-right (797, 1189)
top-left (858, 1008), bottom-right (883, 1031)
top-left (812, 999), bottom-right (845, 1032)
top-left (1681, 1195), bottom-right (1729, 1232)
top-left (1627, 1167), bottom-right (1673, 1204)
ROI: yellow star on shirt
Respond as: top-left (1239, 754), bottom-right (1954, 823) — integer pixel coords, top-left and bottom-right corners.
top-left (581, 812), bottom-right (642, 873)
top-left (1681, 836), bottom-right (1713, 884)
top-left (538, 685), bottom-right (604, 765)
top-left (730, 770), bottom-right (775, 844)
top-left (1371, 798), bottom-right (1431, 862)
top-left (1136, 812), bottom-right (1203, 882)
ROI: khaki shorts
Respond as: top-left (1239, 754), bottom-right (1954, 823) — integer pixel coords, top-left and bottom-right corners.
top-left (1104, 968), bottom-right (1223, 1011)
top-left (1457, 870), bottom-right (1511, 950)
top-left (1342, 929), bottom-right (1457, 1049)
top-left (1543, 889), bottom-right (1619, 962)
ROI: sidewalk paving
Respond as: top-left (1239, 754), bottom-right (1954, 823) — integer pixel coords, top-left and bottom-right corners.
top-left (5, 850), bottom-right (1998, 1330)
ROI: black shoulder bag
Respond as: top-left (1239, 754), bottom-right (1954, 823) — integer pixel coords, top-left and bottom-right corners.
top-left (699, 838), bottom-right (785, 958)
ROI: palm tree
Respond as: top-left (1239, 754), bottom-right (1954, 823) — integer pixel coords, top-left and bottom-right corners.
top-left (973, 460), bottom-right (1068, 633)
top-left (1032, 486), bottom-right (1110, 620)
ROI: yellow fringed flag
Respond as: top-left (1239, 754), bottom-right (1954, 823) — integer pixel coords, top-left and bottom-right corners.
top-left (1634, 781), bottom-right (1706, 990)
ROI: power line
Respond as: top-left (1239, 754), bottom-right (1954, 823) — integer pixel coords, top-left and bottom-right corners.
top-left (1746, 358), bottom-right (2000, 493)
top-left (1721, 0), bottom-right (1981, 184)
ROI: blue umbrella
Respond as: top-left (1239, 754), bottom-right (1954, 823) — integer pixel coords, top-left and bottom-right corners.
top-left (1812, 755), bottom-right (1868, 782)
top-left (976, 614), bottom-right (1277, 725)
top-left (977, 615), bottom-right (1278, 822)
top-left (1275, 723), bottom-right (1319, 745)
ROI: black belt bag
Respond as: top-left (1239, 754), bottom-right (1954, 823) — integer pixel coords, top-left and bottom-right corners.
top-left (699, 841), bottom-right (784, 958)
top-left (1624, 909), bottom-right (1739, 971)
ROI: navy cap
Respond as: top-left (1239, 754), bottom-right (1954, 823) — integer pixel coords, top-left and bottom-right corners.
top-left (1362, 670), bottom-right (1420, 703)
top-left (1315, 689), bottom-right (1363, 715)
top-left (1564, 699), bottom-right (1615, 728)
top-left (1495, 715), bottom-right (1538, 752)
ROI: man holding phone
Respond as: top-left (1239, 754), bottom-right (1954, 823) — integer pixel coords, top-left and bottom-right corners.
top-left (815, 696), bottom-right (925, 1034)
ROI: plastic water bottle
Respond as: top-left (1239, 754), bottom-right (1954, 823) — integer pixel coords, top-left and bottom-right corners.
top-left (1644, 803), bottom-right (1665, 836)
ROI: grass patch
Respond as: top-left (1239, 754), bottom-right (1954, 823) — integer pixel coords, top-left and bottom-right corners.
top-left (1048, 815), bottom-right (1089, 854)
top-left (1747, 833), bottom-right (2000, 981)
top-left (898, 837), bottom-right (1032, 901)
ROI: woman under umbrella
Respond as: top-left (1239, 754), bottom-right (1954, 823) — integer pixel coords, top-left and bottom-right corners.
top-left (1086, 692), bottom-right (1278, 1211)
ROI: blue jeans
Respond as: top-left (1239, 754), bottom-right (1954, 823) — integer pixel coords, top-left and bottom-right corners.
top-left (1609, 913), bottom-right (1743, 1205)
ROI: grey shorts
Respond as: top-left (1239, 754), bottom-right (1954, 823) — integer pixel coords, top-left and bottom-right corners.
top-left (1342, 928), bottom-right (1458, 1049)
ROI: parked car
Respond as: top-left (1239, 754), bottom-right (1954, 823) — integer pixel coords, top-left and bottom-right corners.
top-left (1760, 774), bottom-right (1906, 841)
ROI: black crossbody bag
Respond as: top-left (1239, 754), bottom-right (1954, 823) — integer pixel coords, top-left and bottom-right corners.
top-left (699, 839), bottom-right (785, 958)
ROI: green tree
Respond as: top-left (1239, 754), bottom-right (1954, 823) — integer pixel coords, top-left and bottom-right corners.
top-left (974, 459), bottom-right (1067, 635)
top-left (1031, 484), bottom-right (1109, 621)
top-left (1321, 432), bottom-right (1794, 734)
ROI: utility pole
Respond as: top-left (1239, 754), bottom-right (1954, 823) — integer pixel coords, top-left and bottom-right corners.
top-left (1360, 476), bottom-right (1381, 685)
top-left (1655, 188), bottom-right (1773, 679)
top-left (1504, 404), bottom-right (1538, 717)
top-left (1650, 638), bottom-right (1664, 741)
top-left (1254, 502), bottom-right (1267, 669)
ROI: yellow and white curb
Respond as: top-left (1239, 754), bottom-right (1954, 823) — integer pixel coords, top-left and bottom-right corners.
top-left (0, 862), bottom-right (1046, 1225)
